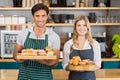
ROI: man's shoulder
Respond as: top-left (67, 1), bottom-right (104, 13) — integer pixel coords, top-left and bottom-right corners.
top-left (19, 27), bottom-right (31, 36)
top-left (47, 28), bottom-right (59, 36)
top-left (21, 27), bottom-right (32, 33)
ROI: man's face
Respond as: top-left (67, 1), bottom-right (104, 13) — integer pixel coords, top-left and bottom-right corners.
top-left (32, 10), bottom-right (48, 28)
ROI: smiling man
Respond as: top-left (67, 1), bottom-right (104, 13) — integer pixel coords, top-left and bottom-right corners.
top-left (13, 3), bottom-right (60, 80)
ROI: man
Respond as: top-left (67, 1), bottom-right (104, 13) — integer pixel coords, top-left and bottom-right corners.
top-left (13, 3), bottom-right (60, 80)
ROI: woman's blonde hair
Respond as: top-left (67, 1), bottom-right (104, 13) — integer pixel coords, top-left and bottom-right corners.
top-left (73, 15), bottom-right (94, 48)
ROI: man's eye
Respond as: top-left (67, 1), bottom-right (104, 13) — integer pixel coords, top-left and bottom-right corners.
top-left (36, 15), bottom-right (39, 17)
top-left (42, 15), bottom-right (46, 17)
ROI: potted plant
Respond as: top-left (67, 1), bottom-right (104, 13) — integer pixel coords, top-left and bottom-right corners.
top-left (112, 34), bottom-right (120, 58)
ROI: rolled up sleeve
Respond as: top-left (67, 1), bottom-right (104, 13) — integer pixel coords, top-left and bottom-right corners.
top-left (93, 40), bottom-right (102, 68)
top-left (62, 40), bottom-right (72, 70)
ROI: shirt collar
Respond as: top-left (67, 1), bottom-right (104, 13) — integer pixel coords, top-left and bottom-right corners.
top-left (73, 39), bottom-right (89, 49)
top-left (29, 26), bottom-right (49, 35)
top-left (28, 27), bottom-right (49, 39)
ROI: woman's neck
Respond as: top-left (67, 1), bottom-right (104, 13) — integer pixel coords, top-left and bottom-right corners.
top-left (78, 36), bottom-right (86, 42)
top-left (77, 36), bottom-right (86, 50)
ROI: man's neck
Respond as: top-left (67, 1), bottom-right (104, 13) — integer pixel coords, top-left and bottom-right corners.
top-left (33, 26), bottom-right (46, 38)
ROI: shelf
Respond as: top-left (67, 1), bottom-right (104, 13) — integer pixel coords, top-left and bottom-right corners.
top-left (0, 7), bottom-right (30, 10)
top-left (46, 23), bottom-right (73, 27)
top-left (90, 23), bottom-right (120, 26)
top-left (108, 7), bottom-right (120, 10)
top-left (0, 23), bottom-right (72, 27)
top-left (0, 24), bottom-right (33, 26)
top-left (47, 23), bottom-right (120, 26)
top-left (50, 7), bottom-right (120, 10)
top-left (0, 7), bottom-right (120, 11)
top-left (0, 23), bottom-right (120, 27)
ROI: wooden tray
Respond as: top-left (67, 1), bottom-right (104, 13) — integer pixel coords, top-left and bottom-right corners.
top-left (16, 55), bottom-right (57, 59)
top-left (68, 64), bottom-right (95, 71)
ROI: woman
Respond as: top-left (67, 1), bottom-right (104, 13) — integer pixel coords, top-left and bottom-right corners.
top-left (62, 15), bottom-right (101, 80)
top-left (13, 3), bottom-right (60, 80)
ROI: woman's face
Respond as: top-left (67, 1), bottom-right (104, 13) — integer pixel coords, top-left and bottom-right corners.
top-left (32, 10), bottom-right (48, 28)
top-left (76, 20), bottom-right (88, 36)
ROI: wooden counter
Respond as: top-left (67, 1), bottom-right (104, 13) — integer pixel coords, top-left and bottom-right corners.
top-left (96, 69), bottom-right (120, 80)
top-left (102, 58), bottom-right (120, 61)
top-left (52, 69), bottom-right (120, 80)
top-left (0, 69), bottom-right (120, 80)
top-left (0, 58), bottom-right (120, 62)
top-left (0, 59), bottom-right (15, 62)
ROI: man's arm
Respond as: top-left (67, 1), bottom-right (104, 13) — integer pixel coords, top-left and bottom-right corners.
top-left (13, 44), bottom-right (24, 62)
top-left (34, 49), bottom-right (60, 66)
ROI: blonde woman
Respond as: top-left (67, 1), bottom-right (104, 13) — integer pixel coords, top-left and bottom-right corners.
top-left (62, 15), bottom-right (101, 80)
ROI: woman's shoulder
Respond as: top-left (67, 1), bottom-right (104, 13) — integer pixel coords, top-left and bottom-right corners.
top-left (93, 39), bottom-right (100, 46)
top-left (64, 39), bottom-right (73, 46)
top-left (63, 39), bottom-right (73, 50)
top-left (93, 39), bottom-right (99, 44)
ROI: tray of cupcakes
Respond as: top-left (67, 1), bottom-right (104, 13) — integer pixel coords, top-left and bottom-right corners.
top-left (68, 56), bottom-right (95, 71)
top-left (16, 46), bottom-right (57, 59)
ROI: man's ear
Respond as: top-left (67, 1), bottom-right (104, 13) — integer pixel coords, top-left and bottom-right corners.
top-left (32, 15), bottom-right (34, 20)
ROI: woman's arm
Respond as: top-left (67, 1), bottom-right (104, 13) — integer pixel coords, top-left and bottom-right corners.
top-left (62, 40), bottom-right (72, 70)
top-left (93, 40), bottom-right (102, 70)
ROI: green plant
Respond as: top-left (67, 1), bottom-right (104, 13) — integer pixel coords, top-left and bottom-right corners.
top-left (112, 34), bottom-right (120, 58)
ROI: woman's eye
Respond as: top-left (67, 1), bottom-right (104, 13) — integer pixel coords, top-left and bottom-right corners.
top-left (77, 24), bottom-right (81, 27)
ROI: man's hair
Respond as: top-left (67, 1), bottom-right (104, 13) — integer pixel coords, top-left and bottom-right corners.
top-left (31, 3), bottom-right (49, 15)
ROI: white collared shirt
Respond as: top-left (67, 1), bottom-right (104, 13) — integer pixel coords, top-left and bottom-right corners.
top-left (62, 39), bottom-right (101, 70)
top-left (17, 27), bottom-right (60, 49)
